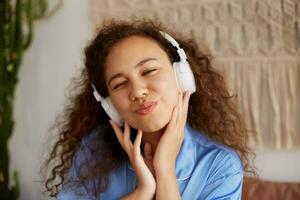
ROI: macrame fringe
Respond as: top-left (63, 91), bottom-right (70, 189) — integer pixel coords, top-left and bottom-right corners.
top-left (92, 0), bottom-right (300, 149)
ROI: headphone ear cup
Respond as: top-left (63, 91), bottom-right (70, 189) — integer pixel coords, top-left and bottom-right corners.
top-left (173, 62), bottom-right (183, 92)
top-left (101, 97), bottom-right (124, 126)
top-left (173, 61), bottom-right (196, 93)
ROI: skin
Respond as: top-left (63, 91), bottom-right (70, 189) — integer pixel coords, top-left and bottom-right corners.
top-left (106, 36), bottom-right (191, 199)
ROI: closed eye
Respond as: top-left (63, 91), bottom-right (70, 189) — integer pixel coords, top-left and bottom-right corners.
top-left (113, 81), bottom-right (127, 90)
top-left (112, 69), bottom-right (157, 90)
top-left (142, 68), bottom-right (157, 75)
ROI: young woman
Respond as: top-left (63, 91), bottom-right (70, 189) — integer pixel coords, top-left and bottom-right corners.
top-left (43, 19), bottom-right (255, 199)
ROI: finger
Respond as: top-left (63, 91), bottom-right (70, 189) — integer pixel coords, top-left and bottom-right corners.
top-left (123, 122), bottom-right (132, 149)
top-left (109, 120), bottom-right (126, 149)
top-left (133, 129), bottom-right (143, 154)
top-left (165, 95), bottom-right (180, 133)
top-left (182, 91), bottom-right (191, 122)
top-left (183, 91), bottom-right (191, 113)
top-left (167, 105), bottom-right (178, 131)
top-left (124, 121), bottom-right (130, 141)
top-left (177, 92), bottom-right (183, 123)
top-left (178, 92), bottom-right (182, 109)
top-left (110, 120), bottom-right (122, 143)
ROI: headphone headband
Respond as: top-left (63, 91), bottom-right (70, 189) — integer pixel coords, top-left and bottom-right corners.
top-left (160, 31), bottom-right (187, 60)
top-left (160, 31), bottom-right (180, 47)
top-left (91, 83), bottom-right (102, 102)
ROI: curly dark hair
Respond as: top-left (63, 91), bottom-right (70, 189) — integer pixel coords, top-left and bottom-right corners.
top-left (42, 19), bottom-right (256, 198)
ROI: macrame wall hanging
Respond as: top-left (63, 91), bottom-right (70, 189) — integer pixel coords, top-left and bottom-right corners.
top-left (92, 0), bottom-right (300, 149)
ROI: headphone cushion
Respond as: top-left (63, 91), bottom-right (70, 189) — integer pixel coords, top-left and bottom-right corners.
top-left (173, 61), bottom-right (196, 93)
top-left (102, 97), bottom-right (124, 126)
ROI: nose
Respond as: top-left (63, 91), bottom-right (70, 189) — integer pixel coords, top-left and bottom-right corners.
top-left (129, 80), bottom-right (149, 102)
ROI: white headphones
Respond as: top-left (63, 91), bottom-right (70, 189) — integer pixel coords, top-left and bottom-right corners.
top-left (92, 31), bottom-right (196, 126)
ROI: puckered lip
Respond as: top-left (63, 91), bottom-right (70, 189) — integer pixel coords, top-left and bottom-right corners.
top-left (135, 101), bottom-right (157, 114)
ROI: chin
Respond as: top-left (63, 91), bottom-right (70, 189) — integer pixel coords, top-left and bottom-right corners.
top-left (138, 117), bottom-right (169, 133)
top-left (141, 126), bottom-right (161, 133)
top-left (126, 108), bottom-right (171, 132)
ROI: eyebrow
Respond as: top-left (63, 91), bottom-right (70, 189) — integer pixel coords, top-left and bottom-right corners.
top-left (107, 57), bottom-right (157, 87)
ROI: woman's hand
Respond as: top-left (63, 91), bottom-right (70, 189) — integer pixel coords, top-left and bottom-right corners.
top-left (153, 91), bottom-right (191, 175)
top-left (110, 121), bottom-right (156, 200)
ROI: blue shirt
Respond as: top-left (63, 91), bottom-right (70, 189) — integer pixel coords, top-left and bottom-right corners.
top-left (58, 123), bottom-right (243, 200)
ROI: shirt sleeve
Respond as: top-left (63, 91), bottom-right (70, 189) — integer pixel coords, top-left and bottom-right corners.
top-left (200, 171), bottom-right (243, 200)
top-left (56, 165), bottom-right (91, 200)
top-left (199, 149), bottom-right (244, 200)
top-left (57, 137), bottom-right (96, 200)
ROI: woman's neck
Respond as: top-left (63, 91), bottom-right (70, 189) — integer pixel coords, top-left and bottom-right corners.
top-left (142, 126), bottom-right (166, 152)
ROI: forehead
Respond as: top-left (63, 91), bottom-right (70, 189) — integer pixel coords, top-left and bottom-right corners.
top-left (104, 36), bottom-right (169, 76)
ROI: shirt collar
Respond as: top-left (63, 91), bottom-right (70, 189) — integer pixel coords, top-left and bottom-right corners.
top-left (127, 123), bottom-right (196, 181)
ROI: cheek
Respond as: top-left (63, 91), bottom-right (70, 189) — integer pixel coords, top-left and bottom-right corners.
top-left (110, 92), bottom-right (129, 115)
top-left (157, 73), bottom-right (179, 104)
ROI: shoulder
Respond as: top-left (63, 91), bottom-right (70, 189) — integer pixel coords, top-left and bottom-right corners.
top-left (57, 128), bottom-right (102, 199)
top-left (182, 125), bottom-right (244, 199)
top-left (80, 127), bottom-right (102, 151)
top-left (72, 127), bottom-right (101, 168)
top-left (185, 124), bottom-right (243, 178)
